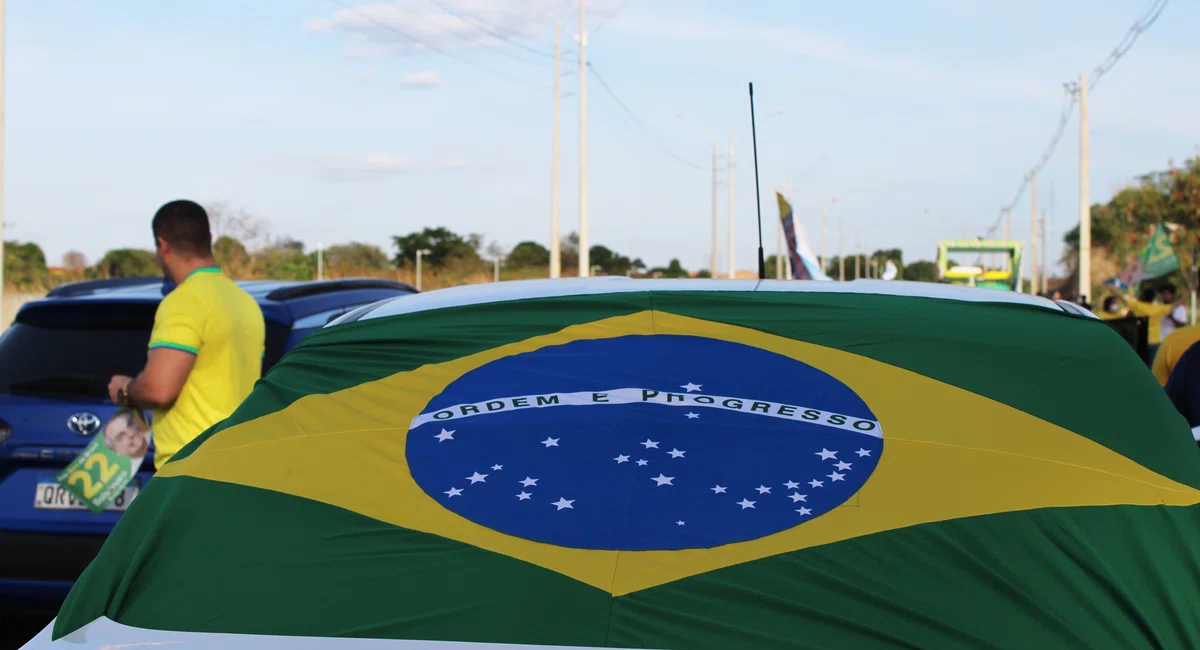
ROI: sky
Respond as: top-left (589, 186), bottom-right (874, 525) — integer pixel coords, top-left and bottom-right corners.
top-left (6, 0), bottom-right (1200, 278)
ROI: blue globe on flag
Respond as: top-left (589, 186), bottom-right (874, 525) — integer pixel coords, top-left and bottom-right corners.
top-left (407, 334), bottom-right (884, 551)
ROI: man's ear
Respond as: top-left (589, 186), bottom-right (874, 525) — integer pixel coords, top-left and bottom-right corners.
top-left (156, 236), bottom-right (171, 256)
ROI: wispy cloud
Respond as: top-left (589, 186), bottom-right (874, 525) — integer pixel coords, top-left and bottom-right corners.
top-left (315, 152), bottom-right (471, 182)
top-left (400, 70), bottom-right (442, 88)
top-left (307, 0), bottom-right (620, 58)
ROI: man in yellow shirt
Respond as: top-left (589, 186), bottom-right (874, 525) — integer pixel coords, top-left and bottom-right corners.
top-left (1124, 287), bottom-right (1185, 346)
top-left (107, 200), bottom-right (264, 468)
top-left (1153, 323), bottom-right (1200, 385)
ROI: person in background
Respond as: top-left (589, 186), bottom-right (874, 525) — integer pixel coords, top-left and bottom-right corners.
top-left (1097, 296), bottom-right (1127, 321)
top-left (1164, 340), bottom-right (1200, 446)
top-left (106, 200), bottom-right (265, 469)
top-left (1124, 286), bottom-right (1185, 357)
top-left (1158, 284), bottom-right (1188, 340)
top-left (1153, 296), bottom-right (1200, 385)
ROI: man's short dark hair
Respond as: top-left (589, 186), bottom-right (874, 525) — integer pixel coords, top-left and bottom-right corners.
top-left (1162, 284), bottom-right (1177, 297)
top-left (152, 200), bottom-right (212, 256)
top-left (1140, 287), bottom-right (1157, 302)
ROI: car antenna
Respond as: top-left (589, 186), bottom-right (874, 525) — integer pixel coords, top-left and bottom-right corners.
top-left (748, 82), bottom-right (766, 281)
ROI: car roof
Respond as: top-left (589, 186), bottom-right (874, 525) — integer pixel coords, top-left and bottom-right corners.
top-left (340, 277), bottom-right (1078, 324)
top-left (39, 277), bottom-right (416, 304)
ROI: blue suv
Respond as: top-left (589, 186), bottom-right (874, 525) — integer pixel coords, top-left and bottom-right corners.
top-left (0, 276), bottom-right (416, 612)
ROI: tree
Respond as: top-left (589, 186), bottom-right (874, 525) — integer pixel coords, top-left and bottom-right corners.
top-left (61, 250), bottom-right (88, 270)
top-left (4, 241), bottom-right (48, 287)
top-left (213, 236), bottom-right (250, 270)
top-left (323, 242), bottom-right (390, 270)
top-left (507, 241), bottom-right (550, 269)
top-left (94, 249), bottom-right (159, 278)
top-left (206, 202), bottom-right (270, 252)
top-left (648, 258), bottom-right (689, 279)
top-left (589, 245), bottom-right (632, 275)
top-left (392, 227), bottom-right (482, 267)
top-left (904, 260), bottom-right (939, 283)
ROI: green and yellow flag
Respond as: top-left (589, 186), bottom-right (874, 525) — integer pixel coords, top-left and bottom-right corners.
top-left (53, 285), bottom-right (1200, 649)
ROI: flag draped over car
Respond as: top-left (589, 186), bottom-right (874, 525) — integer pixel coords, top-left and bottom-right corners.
top-left (53, 285), bottom-right (1200, 649)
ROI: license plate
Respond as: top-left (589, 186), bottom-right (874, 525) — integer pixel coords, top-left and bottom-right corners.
top-left (33, 482), bottom-right (139, 512)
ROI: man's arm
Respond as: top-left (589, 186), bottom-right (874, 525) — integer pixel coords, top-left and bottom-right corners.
top-left (108, 348), bottom-right (197, 409)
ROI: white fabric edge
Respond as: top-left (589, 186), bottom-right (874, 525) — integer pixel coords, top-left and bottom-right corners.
top-left (344, 278), bottom-right (1064, 324)
top-left (19, 617), bottom-right (638, 650)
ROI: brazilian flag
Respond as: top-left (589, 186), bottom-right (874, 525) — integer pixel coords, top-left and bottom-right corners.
top-left (51, 283), bottom-right (1200, 649)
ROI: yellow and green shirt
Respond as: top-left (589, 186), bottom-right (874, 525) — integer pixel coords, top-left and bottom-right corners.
top-left (148, 267), bottom-right (264, 468)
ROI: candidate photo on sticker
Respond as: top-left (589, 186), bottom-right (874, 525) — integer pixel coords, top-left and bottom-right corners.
top-left (104, 410), bottom-right (150, 460)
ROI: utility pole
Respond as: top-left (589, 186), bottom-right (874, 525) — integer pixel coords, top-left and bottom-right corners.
top-left (1078, 72), bottom-right (1091, 303)
top-left (727, 128), bottom-right (735, 279)
top-left (415, 249), bottom-right (431, 292)
top-left (494, 257), bottom-right (501, 282)
top-left (838, 215), bottom-right (845, 281)
top-left (317, 243), bottom-right (324, 281)
top-left (577, 0), bottom-right (589, 278)
top-left (550, 21), bottom-right (561, 279)
top-left (1040, 211), bottom-right (1049, 295)
top-left (1003, 206), bottom-right (1011, 272)
top-left (710, 141), bottom-right (718, 277)
top-left (1030, 168), bottom-right (1039, 295)
top-left (854, 231), bottom-right (861, 280)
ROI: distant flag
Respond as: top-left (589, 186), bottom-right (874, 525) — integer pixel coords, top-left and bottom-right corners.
top-left (776, 192), bottom-right (832, 281)
top-left (1105, 223), bottom-right (1179, 291)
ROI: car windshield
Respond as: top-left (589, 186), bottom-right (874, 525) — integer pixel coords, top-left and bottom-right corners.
top-left (0, 303), bottom-right (157, 399)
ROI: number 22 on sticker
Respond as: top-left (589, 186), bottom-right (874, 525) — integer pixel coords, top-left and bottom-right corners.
top-left (68, 453), bottom-right (119, 499)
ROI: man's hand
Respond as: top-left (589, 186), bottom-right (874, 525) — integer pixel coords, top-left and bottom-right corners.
top-left (108, 375), bottom-right (133, 405)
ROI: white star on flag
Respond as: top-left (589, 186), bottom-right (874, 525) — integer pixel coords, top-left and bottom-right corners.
top-left (685, 412), bottom-right (700, 419)
top-left (542, 437), bottom-right (560, 447)
top-left (636, 459), bottom-right (649, 466)
top-left (856, 448), bottom-right (872, 457)
top-left (516, 492), bottom-right (532, 500)
top-left (816, 449), bottom-right (838, 461)
top-left (435, 429), bottom-right (455, 442)
top-left (466, 472), bottom-right (488, 484)
top-left (797, 507), bottom-right (812, 516)
top-left (641, 439), bottom-right (660, 449)
top-left (668, 448), bottom-right (686, 458)
top-left (552, 497), bottom-right (574, 510)
top-left (789, 493), bottom-right (807, 503)
top-left (784, 481), bottom-right (800, 490)
top-left (828, 472), bottom-right (845, 482)
top-left (711, 485), bottom-right (727, 494)
top-left (492, 464), bottom-right (503, 471)
top-left (835, 461), bottom-right (852, 471)
top-left (614, 454), bottom-right (630, 463)
top-left (809, 479), bottom-right (824, 488)
top-left (681, 382), bottom-right (702, 392)
top-left (444, 487), bottom-right (463, 497)
top-left (652, 474), bottom-right (675, 486)
top-left (737, 498), bottom-right (756, 509)
top-left (755, 485), bottom-right (771, 494)
top-left (676, 520), bottom-right (686, 526)
top-left (519, 477), bottom-right (538, 487)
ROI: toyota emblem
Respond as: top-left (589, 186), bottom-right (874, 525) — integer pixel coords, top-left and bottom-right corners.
top-left (67, 412), bottom-right (102, 437)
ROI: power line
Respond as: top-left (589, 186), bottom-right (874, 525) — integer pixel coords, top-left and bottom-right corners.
top-left (989, 0), bottom-right (1170, 236)
top-left (586, 62), bottom-right (707, 172)
top-left (326, 0), bottom-right (551, 90)
top-left (1089, 0), bottom-right (1169, 91)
